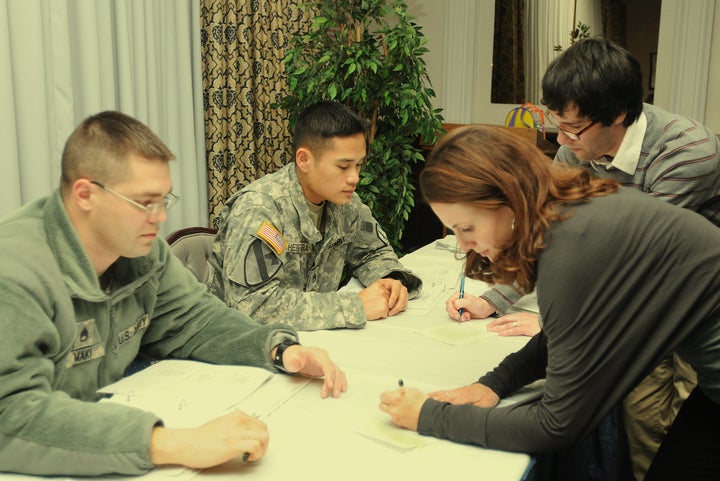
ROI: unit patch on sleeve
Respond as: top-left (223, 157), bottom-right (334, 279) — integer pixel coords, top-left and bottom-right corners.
top-left (244, 238), bottom-right (283, 286)
top-left (257, 221), bottom-right (286, 255)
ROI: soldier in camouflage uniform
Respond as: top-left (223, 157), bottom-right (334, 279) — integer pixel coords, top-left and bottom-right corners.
top-left (210, 101), bottom-right (422, 330)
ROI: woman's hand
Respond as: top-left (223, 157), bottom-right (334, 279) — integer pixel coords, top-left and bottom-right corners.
top-left (486, 312), bottom-right (541, 337)
top-left (379, 387), bottom-right (428, 431)
top-left (445, 292), bottom-right (497, 321)
top-left (428, 383), bottom-right (500, 408)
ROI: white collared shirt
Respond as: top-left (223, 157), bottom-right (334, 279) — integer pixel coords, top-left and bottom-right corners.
top-left (592, 112), bottom-right (647, 174)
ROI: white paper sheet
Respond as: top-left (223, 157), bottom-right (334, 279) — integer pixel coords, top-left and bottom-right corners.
top-left (98, 360), bottom-right (274, 427)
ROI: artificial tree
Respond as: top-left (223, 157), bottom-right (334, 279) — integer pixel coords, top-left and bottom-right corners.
top-left (278, 0), bottom-right (443, 253)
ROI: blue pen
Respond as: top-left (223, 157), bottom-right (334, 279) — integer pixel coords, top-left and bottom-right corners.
top-left (457, 276), bottom-right (465, 323)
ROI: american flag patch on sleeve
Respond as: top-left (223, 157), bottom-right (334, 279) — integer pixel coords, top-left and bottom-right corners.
top-left (257, 221), bottom-right (286, 255)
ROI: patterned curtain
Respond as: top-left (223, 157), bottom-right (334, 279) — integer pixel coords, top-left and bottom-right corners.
top-left (491, 0), bottom-right (525, 104)
top-left (200, 0), bottom-right (312, 228)
top-left (601, 0), bottom-right (627, 47)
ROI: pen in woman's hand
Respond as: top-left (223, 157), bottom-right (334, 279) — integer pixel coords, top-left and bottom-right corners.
top-left (457, 276), bottom-right (465, 323)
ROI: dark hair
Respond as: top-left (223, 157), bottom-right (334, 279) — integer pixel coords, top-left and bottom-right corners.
top-left (420, 125), bottom-right (618, 292)
top-left (541, 37), bottom-right (644, 127)
top-left (293, 101), bottom-right (370, 154)
top-left (60, 111), bottom-right (175, 194)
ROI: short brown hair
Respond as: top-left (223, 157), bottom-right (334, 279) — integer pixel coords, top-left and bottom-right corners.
top-left (60, 111), bottom-right (175, 195)
top-left (420, 125), bottom-right (618, 292)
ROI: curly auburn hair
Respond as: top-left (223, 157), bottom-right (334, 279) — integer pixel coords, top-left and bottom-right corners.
top-left (420, 125), bottom-right (618, 293)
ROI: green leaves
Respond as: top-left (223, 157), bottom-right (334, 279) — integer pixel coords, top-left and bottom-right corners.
top-left (279, 0), bottom-right (444, 253)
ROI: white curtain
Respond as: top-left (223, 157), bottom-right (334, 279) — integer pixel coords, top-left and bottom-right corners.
top-left (655, 0), bottom-right (715, 123)
top-left (524, 0), bottom-right (602, 105)
top-left (0, 0), bottom-right (207, 235)
top-left (442, 0), bottom-right (478, 123)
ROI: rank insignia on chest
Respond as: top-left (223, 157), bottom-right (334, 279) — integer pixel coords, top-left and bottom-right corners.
top-left (287, 242), bottom-right (311, 254)
top-left (257, 221), bottom-right (286, 255)
top-left (66, 318), bottom-right (105, 367)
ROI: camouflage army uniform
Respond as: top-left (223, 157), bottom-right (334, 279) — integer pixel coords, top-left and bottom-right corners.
top-left (209, 163), bottom-right (422, 331)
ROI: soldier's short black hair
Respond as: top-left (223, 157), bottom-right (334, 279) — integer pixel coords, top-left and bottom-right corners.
top-left (294, 101), bottom-right (370, 154)
top-left (541, 37), bottom-right (644, 127)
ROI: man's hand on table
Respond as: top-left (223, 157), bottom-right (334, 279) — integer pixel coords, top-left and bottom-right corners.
top-left (281, 344), bottom-right (348, 399)
top-left (150, 410), bottom-right (268, 468)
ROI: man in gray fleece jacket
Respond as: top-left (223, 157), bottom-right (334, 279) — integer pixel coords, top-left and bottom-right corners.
top-left (0, 111), bottom-right (347, 476)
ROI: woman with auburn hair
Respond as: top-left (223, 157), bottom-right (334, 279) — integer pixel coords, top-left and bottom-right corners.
top-left (379, 125), bottom-right (720, 481)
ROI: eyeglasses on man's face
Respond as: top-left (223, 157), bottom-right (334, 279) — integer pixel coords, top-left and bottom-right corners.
top-left (545, 110), bottom-right (596, 141)
top-left (90, 180), bottom-right (179, 217)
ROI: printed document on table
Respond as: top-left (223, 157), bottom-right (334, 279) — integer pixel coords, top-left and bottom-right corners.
top-left (95, 361), bottom-right (312, 481)
top-left (287, 367), bottom-right (430, 450)
top-left (98, 360), bottom-right (274, 427)
top-left (416, 322), bottom-right (496, 345)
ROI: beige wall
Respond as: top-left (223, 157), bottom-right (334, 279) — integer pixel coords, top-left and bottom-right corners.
top-left (407, 0), bottom-right (719, 133)
top-left (706, 2), bottom-right (720, 132)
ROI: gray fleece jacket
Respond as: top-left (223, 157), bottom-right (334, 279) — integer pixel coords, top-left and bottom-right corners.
top-left (0, 191), bottom-right (296, 476)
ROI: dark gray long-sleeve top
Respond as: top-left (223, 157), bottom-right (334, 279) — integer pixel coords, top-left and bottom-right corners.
top-left (418, 188), bottom-right (720, 453)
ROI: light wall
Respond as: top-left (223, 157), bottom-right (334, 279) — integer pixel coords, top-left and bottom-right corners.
top-left (407, 0), bottom-right (720, 133)
top-left (705, 2), bottom-right (720, 130)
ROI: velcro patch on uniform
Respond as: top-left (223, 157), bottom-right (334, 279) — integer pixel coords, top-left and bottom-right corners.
top-left (257, 221), bottom-right (286, 255)
top-left (66, 318), bottom-right (106, 368)
top-left (361, 221), bottom-right (374, 233)
top-left (360, 220), bottom-right (388, 246)
top-left (287, 242), bottom-right (311, 254)
top-left (376, 224), bottom-right (389, 246)
top-left (117, 314), bottom-right (150, 347)
top-left (244, 238), bottom-right (283, 286)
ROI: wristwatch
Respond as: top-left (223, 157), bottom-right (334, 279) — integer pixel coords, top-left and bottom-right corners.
top-left (273, 338), bottom-right (300, 372)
